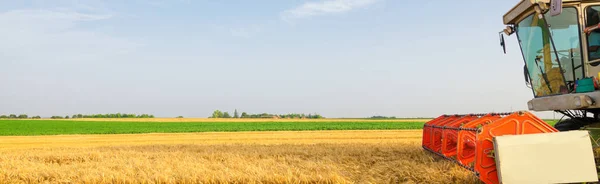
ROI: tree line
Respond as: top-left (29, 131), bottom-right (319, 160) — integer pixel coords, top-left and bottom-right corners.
top-left (68, 113), bottom-right (155, 119)
top-left (210, 109), bottom-right (324, 119)
top-left (369, 116), bottom-right (397, 119)
top-left (0, 114), bottom-right (41, 119)
top-left (0, 113), bottom-right (155, 119)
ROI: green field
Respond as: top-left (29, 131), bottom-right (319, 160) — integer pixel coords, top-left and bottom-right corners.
top-left (0, 119), bottom-right (560, 136)
top-left (0, 120), bottom-right (426, 136)
top-left (545, 120), bottom-right (558, 126)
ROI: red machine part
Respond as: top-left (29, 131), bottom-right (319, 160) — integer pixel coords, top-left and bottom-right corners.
top-left (421, 111), bottom-right (558, 184)
top-left (422, 115), bottom-right (447, 150)
top-left (422, 115), bottom-right (460, 151)
top-left (456, 114), bottom-right (501, 167)
top-left (441, 115), bottom-right (479, 157)
top-left (474, 112), bottom-right (558, 184)
top-left (431, 116), bottom-right (462, 152)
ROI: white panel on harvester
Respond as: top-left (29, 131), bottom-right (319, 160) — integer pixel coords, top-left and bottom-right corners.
top-left (493, 130), bottom-right (598, 184)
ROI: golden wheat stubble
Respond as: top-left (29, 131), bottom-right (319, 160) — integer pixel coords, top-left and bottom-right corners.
top-left (0, 130), bottom-right (478, 183)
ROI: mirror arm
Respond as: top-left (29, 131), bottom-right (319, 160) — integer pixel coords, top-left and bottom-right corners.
top-left (499, 25), bottom-right (514, 54)
top-left (499, 32), bottom-right (506, 54)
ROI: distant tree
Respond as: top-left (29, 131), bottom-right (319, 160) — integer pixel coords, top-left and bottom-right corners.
top-left (72, 115), bottom-right (77, 119)
top-left (57, 113), bottom-right (154, 119)
top-left (223, 112), bottom-right (231, 118)
top-left (139, 114), bottom-right (151, 118)
top-left (9, 114), bottom-right (17, 119)
top-left (177, 116), bottom-right (184, 118)
top-left (50, 116), bottom-right (63, 119)
top-left (32, 116), bottom-right (41, 119)
top-left (240, 112), bottom-right (324, 119)
top-left (0, 115), bottom-right (7, 119)
top-left (64, 115), bottom-right (70, 119)
top-left (234, 109), bottom-right (239, 118)
top-left (369, 116), bottom-right (396, 119)
top-left (17, 114), bottom-right (28, 119)
top-left (211, 110), bottom-right (224, 118)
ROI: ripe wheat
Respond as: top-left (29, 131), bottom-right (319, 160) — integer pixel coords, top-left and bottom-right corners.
top-left (0, 130), bottom-right (477, 184)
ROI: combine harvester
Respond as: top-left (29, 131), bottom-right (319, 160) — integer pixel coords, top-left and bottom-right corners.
top-left (422, 0), bottom-right (600, 183)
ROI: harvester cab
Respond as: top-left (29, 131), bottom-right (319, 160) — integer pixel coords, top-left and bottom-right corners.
top-left (503, 0), bottom-right (600, 129)
top-left (422, 0), bottom-right (600, 183)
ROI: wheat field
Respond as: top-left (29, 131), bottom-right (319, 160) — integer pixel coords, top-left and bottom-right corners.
top-left (0, 130), bottom-right (478, 184)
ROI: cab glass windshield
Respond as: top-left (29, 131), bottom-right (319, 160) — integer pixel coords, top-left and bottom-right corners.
top-left (516, 7), bottom-right (582, 97)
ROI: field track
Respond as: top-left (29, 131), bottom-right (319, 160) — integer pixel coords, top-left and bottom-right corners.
top-left (0, 130), bottom-right (478, 183)
top-left (0, 130), bottom-right (420, 149)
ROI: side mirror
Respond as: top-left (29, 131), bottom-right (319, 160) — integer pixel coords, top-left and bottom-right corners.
top-left (524, 65), bottom-right (530, 84)
top-left (499, 32), bottom-right (506, 54)
top-left (550, 0), bottom-right (563, 16)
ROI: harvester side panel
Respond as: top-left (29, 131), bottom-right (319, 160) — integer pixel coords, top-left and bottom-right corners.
top-left (474, 112), bottom-right (558, 184)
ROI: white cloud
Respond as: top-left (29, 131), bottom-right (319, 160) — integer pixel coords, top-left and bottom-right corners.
top-left (0, 9), bottom-right (140, 63)
top-left (281, 0), bottom-right (379, 20)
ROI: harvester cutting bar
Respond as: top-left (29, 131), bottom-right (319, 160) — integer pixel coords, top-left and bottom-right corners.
top-left (421, 111), bottom-right (558, 184)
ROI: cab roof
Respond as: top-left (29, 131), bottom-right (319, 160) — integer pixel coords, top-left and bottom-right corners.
top-left (503, 0), bottom-right (583, 24)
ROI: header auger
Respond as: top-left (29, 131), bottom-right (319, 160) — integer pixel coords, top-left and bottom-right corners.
top-left (422, 112), bottom-right (558, 184)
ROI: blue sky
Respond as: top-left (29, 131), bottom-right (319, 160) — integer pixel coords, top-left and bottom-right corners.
top-left (1, 0), bottom-right (549, 118)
